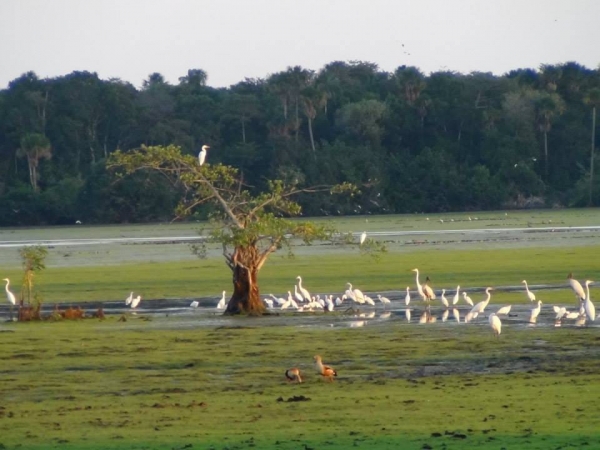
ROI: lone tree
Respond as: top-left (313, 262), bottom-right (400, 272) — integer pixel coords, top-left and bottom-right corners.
top-left (108, 145), bottom-right (361, 315)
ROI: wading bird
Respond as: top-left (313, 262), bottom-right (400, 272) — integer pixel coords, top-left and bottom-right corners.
top-left (360, 231), bottom-right (367, 245)
top-left (584, 280), bottom-right (595, 322)
top-left (314, 355), bottom-right (337, 381)
top-left (216, 290), bottom-right (227, 309)
top-left (405, 287), bottom-right (411, 306)
top-left (522, 280), bottom-right (536, 301)
top-left (496, 305), bottom-right (512, 315)
top-left (377, 294), bottom-right (391, 308)
top-left (462, 291), bottom-right (474, 306)
top-left (130, 295), bottom-right (142, 309)
top-left (440, 289), bottom-right (449, 308)
top-left (3, 278), bottom-right (16, 321)
top-left (198, 144), bottom-right (210, 166)
top-left (452, 285), bottom-right (460, 305)
top-left (423, 277), bottom-right (436, 301)
top-left (489, 313), bottom-right (502, 338)
top-left (471, 287), bottom-right (493, 316)
top-left (567, 273), bottom-right (586, 303)
top-left (125, 291), bottom-right (134, 306)
top-left (285, 367), bottom-right (302, 383)
top-left (296, 276), bottom-right (311, 302)
top-left (529, 300), bottom-right (542, 323)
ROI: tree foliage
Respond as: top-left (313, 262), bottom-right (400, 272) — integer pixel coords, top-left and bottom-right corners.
top-left (1, 62), bottom-right (600, 227)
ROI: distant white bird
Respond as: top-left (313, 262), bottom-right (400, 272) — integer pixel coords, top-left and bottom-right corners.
top-left (263, 298), bottom-right (274, 308)
top-left (324, 297), bottom-right (335, 312)
top-left (296, 276), bottom-right (311, 302)
top-left (377, 294), bottom-right (391, 308)
top-left (125, 291), bottom-right (134, 306)
top-left (553, 305), bottom-right (566, 320)
top-left (411, 268), bottom-right (426, 300)
top-left (3, 278), bottom-right (16, 306)
top-left (529, 300), bottom-right (542, 323)
top-left (489, 313), bottom-right (502, 337)
top-left (346, 283), bottom-right (365, 304)
top-left (567, 273), bottom-right (586, 303)
top-left (496, 305), bottom-right (512, 316)
top-left (522, 280), bottom-right (536, 302)
top-left (335, 296), bottom-right (345, 306)
top-left (423, 276), bottom-right (436, 301)
top-left (294, 285), bottom-right (304, 303)
top-left (583, 280), bottom-right (595, 322)
top-left (269, 293), bottom-right (285, 305)
top-left (360, 231), bottom-right (367, 245)
top-left (216, 290), bottom-right (227, 309)
top-left (130, 295), bottom-right (142, 309)
top-left (462, 291), bottom-right (474, 306)
top-left (452, 285), bottom-right (460, 305)
top-left (564, 310), bottom-right (580, 320)
top-left (363, 295), bottom-right (375, 306)
top-left (190, 300), bottom-right (199, 308)
top-left (470, 287), bottom-right (493, 316)
top-left (440, 289), bottom-right (449, 308)
top-left (404, 287), bottom-right (411, 305)
top-left (198, 144), bottom-right (210, 166)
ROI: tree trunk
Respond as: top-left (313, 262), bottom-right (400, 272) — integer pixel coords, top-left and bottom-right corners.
top-left (590, 106), bottom-right (596, 206)
top-left (224, 245), bottom-right (265, 316)
top-left (544, 130), bottom-right (549, 180)
top-left (307, 116), bottom-right (316, 158)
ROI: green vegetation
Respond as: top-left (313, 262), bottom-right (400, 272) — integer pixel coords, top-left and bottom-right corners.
top-left (1, 63), bottom-right (599, 228)
top-left (1, 319), bottom-right (599, 449)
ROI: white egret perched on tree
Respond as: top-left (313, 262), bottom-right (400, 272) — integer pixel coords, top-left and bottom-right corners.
top-left (198, 144), bottom-right (210, 166)
top-left (522, 280), bottom-right (536, 302)
top-left (584, 280), bottom-right (595, 322)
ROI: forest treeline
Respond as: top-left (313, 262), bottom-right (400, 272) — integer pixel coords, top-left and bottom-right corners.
top-left (0, 61), bottom-right (599, 226)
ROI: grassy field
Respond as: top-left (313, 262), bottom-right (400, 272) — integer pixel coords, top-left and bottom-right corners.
top-left (1, 318), bottom-right (599, 449)
top-left (1, 210), bottom-right (600, 449)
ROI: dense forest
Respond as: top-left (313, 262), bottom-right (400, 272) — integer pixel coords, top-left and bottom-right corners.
top-left (0, 61), bottom-right (599, 226)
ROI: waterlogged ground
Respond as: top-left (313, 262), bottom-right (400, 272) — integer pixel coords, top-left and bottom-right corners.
top-left (1, 315), bottom-right (599, 450)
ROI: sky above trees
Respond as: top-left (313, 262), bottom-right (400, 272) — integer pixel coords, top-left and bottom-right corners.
top-left (1, 0), bottom-right (598, 89)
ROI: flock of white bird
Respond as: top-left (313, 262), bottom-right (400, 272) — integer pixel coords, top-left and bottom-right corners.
top-left (181, 269), bottom-right (596, 338)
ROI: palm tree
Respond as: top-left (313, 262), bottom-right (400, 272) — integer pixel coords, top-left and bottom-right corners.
top-left (16, 133), bottom-right (52, 192)
top-left (534, 93), bottom-right (565, 179)
top-left (584, 88), bottom-right (600, 205)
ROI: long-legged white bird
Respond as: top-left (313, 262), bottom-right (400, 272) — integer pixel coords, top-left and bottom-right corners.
top-left (3, 278), bottom-right (17, 321)
top-left (567, 273), bottom-right (586, 303)
top-left (496, 305), bottom-right (512, 315)
top-left (404, 287), bottom-right (411, 306)
top-left (377, 294), bottom-right (391, 308)
top-left (131, 295), bottom-right (142, 309)
top-left (346, 283), bottom-right (365, 304)
top-left (489, 312), bottom-right (502, 338)
top-left (294, 285), bottom-right (304, 303)
top-left (452, 285), bottom-right (460, 306)
top-left (522, 280), bottom-right (536, 301)
top-left (296, 276), bottom-right (311, 302)
top-left (216, 290), bottom-right (227, 309)
top-left (462, 291), bottom-right (474, 306)
top-left (529, 300), bottom-right (542, 323)
top-left (198, 144), bottom-right (210, 166)
top-left (471, 287), bottom-right (493, 316)
top-left (584, 280), bottom-right (595, 322)
top-left (125, 291), bottom-right (134, 306)
top-left (440, 289), bottom-right (449, 308)
top-left (411, 268), bottom-right (426, 301)
top-left (359, 231), bottom-right (367, 245)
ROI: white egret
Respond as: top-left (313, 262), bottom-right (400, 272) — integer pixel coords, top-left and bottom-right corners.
top-left (452, 285), bottom-right (460, 305)
top-left (190, 300), bottom-right (199, 308)
top-left (363, 295), bottom-right (375, 306)
top-left (294, 285), bottom-right (304, 303)
top-left (522, 280), bottom-right (536, 302)
top-left (377, 294), bottom-right (391, 308)
top-left (359, 231), bottom-right (367, 245)
top-left (462, 291), bottom-right (474, 306)
top-left (404, 287), bottom-right (411, 306)
top-left (285, 367), bottom-right (302, 383)
top-left (314, 355), bottom-right (337, 381)
top-left (584, 280), bottom-right (595, 322)
top-left (411, 268), bottom-right (426, 300)
top-left (3, 278), bottom-right (17, 321)
top-left (296, 276), bottom-right (311, 302)
top-left (216, 290), bottom-right (227, 309)
top-left (3, 278), bottom-right (16, 306)
top-left (470, 287), bottom-right (493, 316)
top-left (130, 295), bottom-right (142, 309)
top-left (489, 313), bottom-right (502, 337)
top-left (125, 291), bottom-right (134, 306)
top-left (529, 300), bottom-right (542, 323)
top-left (553, 305), bottom-right (566, 320)
top-left (269, 294), bottom-right (285, 305)
top-left (325, 297), bottom-right (335, 312)
top-left (564, 311), bottom-right (580, 320)
top-left (263, 298), bottom-right (274, 308)
top-left (346, 283), bottom-right (365, 304)
top-left (335, 296), bottom-right (345, 306)
top-left (567, 273), bottom-right (586, 302)
top-left (198, 144), bottom-right (210, 166)
top-left (440, 289), bottom-right (449, 308)
top-left (496, 305), bottom-right (512, 315)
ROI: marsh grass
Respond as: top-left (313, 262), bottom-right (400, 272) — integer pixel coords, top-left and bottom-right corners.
top-left (1, 319), bottom-right (599, 449)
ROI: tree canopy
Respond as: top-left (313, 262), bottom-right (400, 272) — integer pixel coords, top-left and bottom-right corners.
top-left (1, 61), bottom-right (599, 226)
